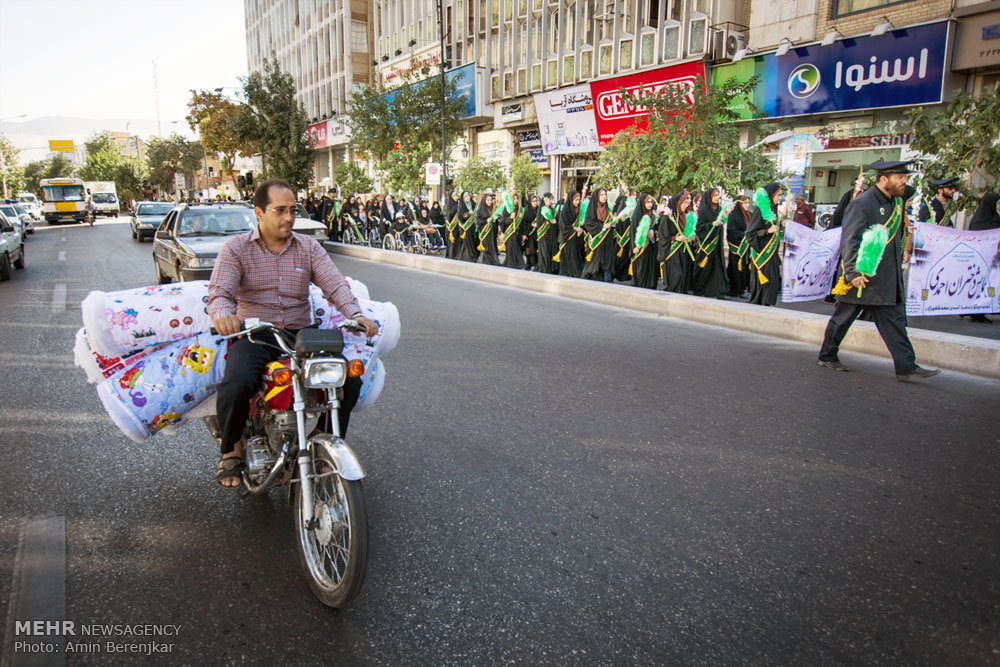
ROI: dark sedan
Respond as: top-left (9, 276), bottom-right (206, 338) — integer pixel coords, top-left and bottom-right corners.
top-left (130, 201), bottom-right (175, 241)
top-left (151, 205), bottom-right (256, 283)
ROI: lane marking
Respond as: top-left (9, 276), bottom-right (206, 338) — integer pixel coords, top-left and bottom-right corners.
top-left (0, 322), bottom-right (78, 329)
top-left (0, 408), bottom-right (107, 423)
top-left (51, 283), bottom-right (66, 312)
top-left (57, 251), bottom-right (66, 262)
top-left (2, 516), bottom-right (67, 666)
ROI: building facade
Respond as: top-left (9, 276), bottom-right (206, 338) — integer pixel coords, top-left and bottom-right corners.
top-left (244, 0), bottom-right (374, 188)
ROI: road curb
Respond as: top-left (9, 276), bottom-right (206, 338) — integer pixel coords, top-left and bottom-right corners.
top-left (326, 242), bottom-right (1000, 379)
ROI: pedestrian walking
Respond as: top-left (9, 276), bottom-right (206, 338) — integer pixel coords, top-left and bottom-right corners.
top-left (629, 193), bottom-right (658, 290)
top-left (745, 182), bottom-right (784, 306)
top-left (556, 190), bottom-right (585, 278)
top-left (658, 190), bottom-right (694, 294)
top-left (535, 192), bottom-right (559, 274)
top-left (692, 187), bottom-right (728, 298)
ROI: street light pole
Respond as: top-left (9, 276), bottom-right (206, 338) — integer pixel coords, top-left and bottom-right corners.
top-left (437, 0), bottom-right (448, 204)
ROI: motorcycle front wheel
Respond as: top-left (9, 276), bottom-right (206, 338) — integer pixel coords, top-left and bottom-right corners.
top-left (293, 447), bottom-right (368, 608)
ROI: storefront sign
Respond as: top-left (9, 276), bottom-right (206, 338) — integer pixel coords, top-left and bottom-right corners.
top-left (534, 84), bottom-right (602, 155)
top-left (826, 133), bottom-right (913, 149)
top-left (308, 121), bottom-right (328, 149)
top-left (781, 225), bottom-right (843, 302)
top-left (710, 21), bottom-right (949, 119)
top-left (380, 44), bottom-right (442, 87)
top-left (525, 148), bottom-right (546, 165)
top-left (588, 60), bottom-right (707, 145)
top-left (385, 63), bottom-right (481, 120)
top-left (516, 129), bottom-right (541, 147)
top-left (712, 57), bottom-right (769, 121)
top-left (501, 103), bottom-right (524, 123)
top-left (953, 10), bottom-right (1000, 70)
top-left (906, 222), bottom-right (1000, 316)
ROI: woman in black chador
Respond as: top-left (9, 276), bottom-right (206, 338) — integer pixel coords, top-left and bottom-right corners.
top-left (501, 195), bottom-right (526, 269)
top-left (692, 187), bottom-right (728, 298)
top-left (726, 195), bottom-right (751, 297)
top-left (475, 191), bottom-right (500, 265)
top-left (657, 190), bottom-right (695, 293)
top-left (556, 190), bottom-right (584, 278)
top-left (535, 192), bottom-right (559, 274)
top-left (629, 193), bottom-right (659, 290)
top-left (581, 187), bottom-right (617, 282)
top-left (455, 191), bottom-right (480, 263)
top-left (745, 182), bottom-right (784, 306)
top-left (521, 194), bottom-right (539, 270)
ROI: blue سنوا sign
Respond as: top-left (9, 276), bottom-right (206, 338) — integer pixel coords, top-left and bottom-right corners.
top-left (384, 62), bottom-right (478, 118)
top-left (765, 21), bottom-right (948, 118)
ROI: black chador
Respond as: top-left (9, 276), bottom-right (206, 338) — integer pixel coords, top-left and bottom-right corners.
top-left (521, 196), bottom-right (539, 270)
top-left (726, 197), bottom-right (751, 297)
top-left (501, 200), bottom-right (526, 269)
top-left (475, 193), bottom-right (500, 265)
top-left (692, 187), bottom-right (729, 298)
top-left (657, 191), bottom-right (694, 294)
top-left (629, 193), bottom-right (659, 290)
top-left (556, 191), bottom-right (584, 278)
top-left (745, 182), bottom-right (784, 306)
top-left (455, 192), bottom-right (480, 263)
top-left (535, 195), bottom-right (559, 274)
top-left (444, 191), bottom-right (460, 259)
top-left (581, 188), bottom-right (618, 281)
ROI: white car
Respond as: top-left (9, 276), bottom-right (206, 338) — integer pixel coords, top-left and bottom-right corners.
top-left (0, 210), bottom-right (26, 280)
top-left (0, 203), bottom-right (26, 240)
top-left (11, 204), bottom-right (34, 235)
top-left (17, 198), bottom-right (43, 223)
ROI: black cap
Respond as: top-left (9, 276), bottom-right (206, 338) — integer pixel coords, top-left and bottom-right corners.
top-left (870, 159), bottom-right (914, 174)
top-left (932, 177), bottom-right (959, 187)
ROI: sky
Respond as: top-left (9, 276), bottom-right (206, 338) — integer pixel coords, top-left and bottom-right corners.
top-left (0, 0), bottom-right (247, 140)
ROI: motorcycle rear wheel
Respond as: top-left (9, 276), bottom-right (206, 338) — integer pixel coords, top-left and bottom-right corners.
top-left (293, 447), bottom-right (368, 608)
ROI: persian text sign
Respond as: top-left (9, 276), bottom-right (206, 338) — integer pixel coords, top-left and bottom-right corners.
top-left (308, 121), bottom-right (328, 149)
top-left (780, 224), bottom-right (842, 302)
top-left (533, 84), bottom-right (601, 156)
top-left (905, 222), bottom-right (1000, 316)
top-left (588, 60), bottom-right (706, 145)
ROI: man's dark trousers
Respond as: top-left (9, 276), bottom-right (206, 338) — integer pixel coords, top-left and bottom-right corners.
top-left (216, 331), bottom-right (362, 455)
top-left (818, 301), bottom-right (917, 374)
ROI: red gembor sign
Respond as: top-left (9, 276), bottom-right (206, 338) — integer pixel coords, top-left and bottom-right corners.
top-left (588, 60), bottom-right (707, 146)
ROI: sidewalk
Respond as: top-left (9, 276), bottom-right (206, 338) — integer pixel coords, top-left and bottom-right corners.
top-left (326, 242), bottom-right (1000, 379)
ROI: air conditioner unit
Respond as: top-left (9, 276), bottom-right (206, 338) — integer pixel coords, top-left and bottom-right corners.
top-left (712, 27), bottom-right (746, 61)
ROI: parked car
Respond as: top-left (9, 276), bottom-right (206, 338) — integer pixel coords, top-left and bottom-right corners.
top-left (0, 210), bottom-right (26, 281)
top-left (151, 204), bottom-right (255, 283)
top-left (16, 195), bottom-right (43, 222)
top-left (11, 204), bottom-right (33, 235)
top-left (130, 201), bottom-right (174, 242)
top-left (292, 204), bottom-right (329, 239)
top-left (0, 204), bottom-right (26, 241)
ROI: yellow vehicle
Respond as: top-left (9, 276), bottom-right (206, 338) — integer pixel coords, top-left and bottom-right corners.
top-left (40, 177), bottom-right (88, 224)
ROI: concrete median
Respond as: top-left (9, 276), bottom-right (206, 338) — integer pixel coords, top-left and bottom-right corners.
top-left (327, 242), bottom-right (1000, 379)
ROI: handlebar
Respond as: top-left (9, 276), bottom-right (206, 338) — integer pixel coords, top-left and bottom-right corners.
top-left (210, 317), bottom-right (367, 348)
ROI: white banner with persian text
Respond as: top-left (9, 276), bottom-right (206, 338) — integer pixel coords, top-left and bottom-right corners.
top-left (905, 222), bottom-right (1000, 316)
top-left (780, 224), bottom-right (842, 303)
top-left (533, 84), bottom-right (602, 156)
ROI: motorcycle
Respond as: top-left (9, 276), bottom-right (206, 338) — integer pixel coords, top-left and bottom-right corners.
top-left (204, 317), bottom-right (370, 608)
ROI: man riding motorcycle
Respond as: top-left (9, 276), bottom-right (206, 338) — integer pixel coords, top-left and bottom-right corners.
top-left (207, 178), bottom-right (379, 488)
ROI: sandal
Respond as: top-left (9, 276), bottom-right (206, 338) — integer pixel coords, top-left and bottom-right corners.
top-left (216, 454), bottom-right (244, 489)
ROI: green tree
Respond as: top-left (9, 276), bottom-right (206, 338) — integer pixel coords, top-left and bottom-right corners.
top-left (22, 154), bottom-right (75, 194)
top-left (0, 133), bottom-right (21, 198)
top-left (333, 161), bottom-right (374, 195)
top-left (76, 132), bottom-right (149, 206)
top-left (345, 61), bottom-right (467, 190)
top-left (510, 154), bottom-right (541, 198)
top-left (596, 76), bottom-right (777, 197)
top-left (453, 156), bottom-right (505, 194)
top-left (186, 90), bottom-right (258, 175)
top-left (907, 85), bottom-right (1000, 215)
top-left (239, 56), bottom-right (312, 191)
top-left (147, 134), bottom-right (205, 193)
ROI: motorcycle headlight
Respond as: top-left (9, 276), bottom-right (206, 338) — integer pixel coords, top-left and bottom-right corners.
top-left (303, 358), bottom-right (346, 388)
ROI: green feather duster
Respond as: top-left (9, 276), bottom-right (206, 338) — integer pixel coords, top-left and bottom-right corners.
top-left (753, 187), bottom-right (776, 222)
top-left (617, 196), bottom-right (637, 221)
top-left (683, 211), bottom-right (696, 237)
top-left (576, 198), bottom-right (590, 227)
top-left (634, 214), bottom-right (651, 250)
top-left (854, 223), bottom-right (889, 296)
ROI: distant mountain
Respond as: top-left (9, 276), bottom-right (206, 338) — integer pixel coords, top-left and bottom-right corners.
top-left (0, 116), bottom-right (195, 164)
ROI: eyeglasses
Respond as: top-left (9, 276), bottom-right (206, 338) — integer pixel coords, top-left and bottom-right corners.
top-left (265, 206), bottom-right (296, 216)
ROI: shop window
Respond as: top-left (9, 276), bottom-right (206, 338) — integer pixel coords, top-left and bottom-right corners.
top-left (619, 37), bottom-right (634, 70)
top-left (688, 15), bottom-right (707, 55)
top-left (563, 54), bottom-right (575, 84)
top-left (832, 0), bottom-right (911, 18)
top-left (639, 29), bottom-right (655, 66)
top-left (661, 21), bottom-right (679, 60)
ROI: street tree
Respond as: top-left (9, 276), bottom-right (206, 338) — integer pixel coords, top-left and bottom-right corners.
top-left (77, 131), bottom-right (148, 205)
top-left (596, 76), bottom-right (778, 197)
top-left (907, 85), bottom-right (1000, 215)
top-left (0, 134), bottom-right (22, 198)
top-left (186, 90), bottom-right (258, 175)
top-left (147, 134), bottom-right (205, 194)
top-left (453, 156), bottom-right (505, 194)
top-left (239, 56), bottom-right (312, 191)
top-left (22, 154), bottom-right (75, 194)
top-left (333, 161), bottom-right (374, 196)
top-left (345, 61), bottom-right (467, 192)
top-left (510, 154), bottom-right (542, 198)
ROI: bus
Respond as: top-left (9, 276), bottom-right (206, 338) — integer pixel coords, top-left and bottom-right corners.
top-left (40, 177), bottom-right (88, 224)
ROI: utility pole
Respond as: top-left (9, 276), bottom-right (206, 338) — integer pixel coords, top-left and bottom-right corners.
top-left (437, 0), bottom-right (448, 204)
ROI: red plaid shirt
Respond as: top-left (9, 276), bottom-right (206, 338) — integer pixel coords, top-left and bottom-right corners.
top-left (207, 227), bottom-right (361, 329)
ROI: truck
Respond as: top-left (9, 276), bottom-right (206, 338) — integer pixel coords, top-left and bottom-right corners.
top-left (84, 181), bottom-right (120, 217)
